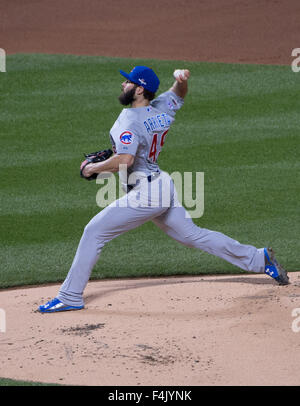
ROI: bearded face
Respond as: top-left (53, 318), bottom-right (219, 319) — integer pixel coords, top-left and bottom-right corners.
top-left (118, 83), bottom-right (138, 106)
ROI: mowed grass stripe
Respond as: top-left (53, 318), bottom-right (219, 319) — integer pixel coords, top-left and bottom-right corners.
top-left (0, 54), bottom-right (299, 288)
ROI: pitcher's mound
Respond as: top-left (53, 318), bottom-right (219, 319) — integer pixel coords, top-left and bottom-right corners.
top-left (1, 273), bottom-right (300, 386)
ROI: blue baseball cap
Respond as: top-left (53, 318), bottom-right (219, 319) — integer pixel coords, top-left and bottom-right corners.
top-left (119, 66), bottom-right (160, 93)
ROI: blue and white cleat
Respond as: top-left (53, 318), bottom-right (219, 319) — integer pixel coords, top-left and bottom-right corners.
top-left (38, 298), bottom-right (84, 313)
top-left (264, 247), bottom-right (289, 285)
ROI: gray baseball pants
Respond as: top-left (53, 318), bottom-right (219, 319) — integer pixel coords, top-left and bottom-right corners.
top-left (58, 172), bottom-right (265, 307)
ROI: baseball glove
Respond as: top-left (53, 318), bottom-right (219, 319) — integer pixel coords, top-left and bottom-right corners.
top-left (80, 148), bottom-right (113, 180)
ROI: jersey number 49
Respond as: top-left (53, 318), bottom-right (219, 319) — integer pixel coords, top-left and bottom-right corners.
top-left (148, 130), bottom-right (169, 163)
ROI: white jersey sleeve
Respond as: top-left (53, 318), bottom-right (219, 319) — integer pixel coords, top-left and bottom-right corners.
top-left (150, 90), bottom-right (184, 117)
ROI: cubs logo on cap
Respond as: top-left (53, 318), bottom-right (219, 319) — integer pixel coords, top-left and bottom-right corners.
top-left (120, 131), bottom-right (134, 145)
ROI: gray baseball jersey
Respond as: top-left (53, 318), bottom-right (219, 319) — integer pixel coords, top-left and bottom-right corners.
top-left (109, 90), bottom-right (184, 182)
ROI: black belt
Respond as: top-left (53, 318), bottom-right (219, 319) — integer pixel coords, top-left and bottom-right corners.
top-left (147, 174), bottom-right (157, 182)
top-left (147, 171), bottom-right (160, 182)
top-left (127, 172), bottom-right (160, 192)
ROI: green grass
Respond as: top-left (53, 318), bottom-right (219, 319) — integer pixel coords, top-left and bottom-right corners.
top-left (0, 377), bottom-right (60, 386)
top-left (0, 54), bottom-right (299, 288)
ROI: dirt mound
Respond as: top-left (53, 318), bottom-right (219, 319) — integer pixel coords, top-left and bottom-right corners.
top-left (1, 273), bottom-right (300, 385)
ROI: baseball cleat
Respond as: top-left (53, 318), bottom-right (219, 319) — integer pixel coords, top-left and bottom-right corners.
top-left (264, 247), bottom-right (289, 285)
top-left (38, 298), bottom-right (84, 313)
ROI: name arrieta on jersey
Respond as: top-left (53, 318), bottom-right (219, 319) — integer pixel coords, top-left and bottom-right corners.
top-left (143, 109), bottom-right (172, 133)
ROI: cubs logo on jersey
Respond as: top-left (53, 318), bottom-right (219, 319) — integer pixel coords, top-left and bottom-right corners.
top-left (120, 131), bottom-right (134, 145)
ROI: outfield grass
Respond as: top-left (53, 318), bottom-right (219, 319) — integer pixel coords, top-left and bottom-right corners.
top-left (0, 54), bottom-right (299, 288)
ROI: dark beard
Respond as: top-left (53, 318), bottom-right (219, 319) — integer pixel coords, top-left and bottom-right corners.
top-left (118, 85), bottom-right (137, 106)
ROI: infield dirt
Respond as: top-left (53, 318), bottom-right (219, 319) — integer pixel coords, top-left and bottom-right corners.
top-left (1, 0), bottom-right (299, 386)
top-left (2, 0), bottom-right (299, 65)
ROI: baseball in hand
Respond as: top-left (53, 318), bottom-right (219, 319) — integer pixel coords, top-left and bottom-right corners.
top-left (173, 69), bottom-right (190, 82)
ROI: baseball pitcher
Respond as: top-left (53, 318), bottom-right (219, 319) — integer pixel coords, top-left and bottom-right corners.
top-left (39, 66), bottom-right (289, 313)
